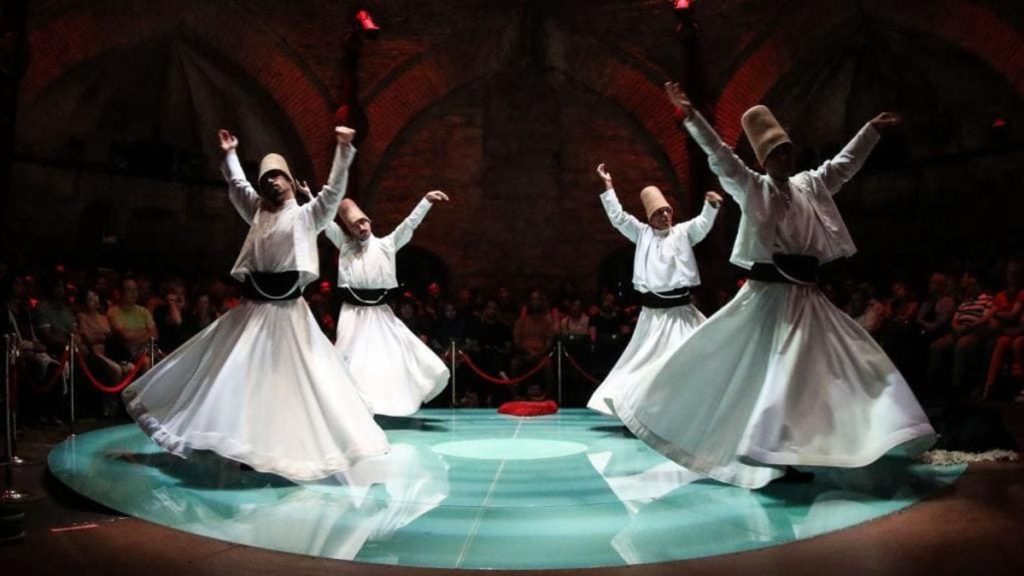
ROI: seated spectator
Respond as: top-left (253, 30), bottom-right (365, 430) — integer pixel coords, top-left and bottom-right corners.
top-left (591, 292), bottom-right (629, 374)
top-left (89, 271), bottom-right (115, 313)
top-left (76, 289), bottom-right (124, 417)
top-left (514, 291), bottom-right (555, 357)
top-left (422, 281), bottom-right (444, 322)
top-left (454, 287), bottom-right (477, 320)
top-left (34, 272), bottom-right (77, 421)
top-left (496, 285), bottom-right (518, 325)
top-left (1009, 318), bottom-right (1024, 402)
top-left (888, 280), bottom-right (920, 325)
top-left (512, 290), bottom-right (555, 398)
top-left (559, 298), bottom-right (594, 342)
top-left (982, 259), bottom-right (1024, 400)
top-left (34, 272), bottom-right (75, 355)
top-left (558, 297), bottom-right (596, 406)
top-left (846, 282), bottom-right (889, 337)
top-left (432, 301), bottom-right (467, 353)
top-left (153, 282), bottom-right (196, 353)
top-left (108, 278), bottom-right (158, 373)
top-left (928, 269), bottom-right (994, 398)
top-left (466, 299), bottom-right (513, 406)
top-left (5, 274), bottom-right (61, 425)
top-left (916, 273), bottom-right (956, 342)
top-left (396, 297), bottom-right (431, 343)
top-left (880, 280), bottom-right (920, 378)
top-left (191, 293), bottom-right (217, 331)
top-left (137, 275), bottom-right (162, 313)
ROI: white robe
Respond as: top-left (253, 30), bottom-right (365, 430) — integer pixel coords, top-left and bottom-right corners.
top-left (123, 143), bottom-right (389, 481)
top-left (587, 190), bottom-right (718, 416)
top-left (326, 199), bottom-right (450, 416)
top-left (609, 114), bottom-right (935, 488)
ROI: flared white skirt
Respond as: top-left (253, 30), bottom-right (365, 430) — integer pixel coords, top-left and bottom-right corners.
top-left (335, 303), bottom-right (449, 416)
top-left (610, 280), bottom-right (935, 489)
top-left (588, 304), bottom-right (706, 416)
top-left (123, 298), bottom-right (390, 481)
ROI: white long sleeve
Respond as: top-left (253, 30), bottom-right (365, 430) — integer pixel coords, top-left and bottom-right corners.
top-left (682, 111), bottom-right (760, 205)
top-left (600, 189), bottom-right (643, 244)
top-left (681, 201), bottom-right (719, 246)
top-left (306, 143), bottom-right (356, 231)
top-left (810, 124), bottom-right (880, 196)
top-left (387, 198), bottom-right (433, 250)
top-left (221, 150), bottom-right (260, 225)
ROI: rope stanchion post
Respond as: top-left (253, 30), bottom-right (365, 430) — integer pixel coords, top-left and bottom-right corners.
top-left (68, 334), bottom-right (76, 437)
top-left (5, 335), bottom-right (29, 468)
top-left (562, 349), bottom-right (602, 386)
top-left (2, 334), bottom-right (35, 503)
top-left (556, 340), bottom-right (563, 405)
top-left (449, 341), bottom-right (457, 406)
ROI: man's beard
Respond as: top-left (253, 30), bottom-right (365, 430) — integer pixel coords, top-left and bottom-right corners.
top-left (259, 190), bottom-right (284, 207)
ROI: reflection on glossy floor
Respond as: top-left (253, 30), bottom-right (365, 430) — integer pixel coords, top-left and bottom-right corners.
top-left (47, 409), bottom-right (963, 570)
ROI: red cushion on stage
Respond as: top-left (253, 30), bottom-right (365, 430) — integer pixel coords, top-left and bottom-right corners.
top-left (497, 400), bottom-right (559, 417)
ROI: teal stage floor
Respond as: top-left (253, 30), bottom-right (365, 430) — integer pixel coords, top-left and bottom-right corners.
top-left (47, 409), bottom-right (963, 570)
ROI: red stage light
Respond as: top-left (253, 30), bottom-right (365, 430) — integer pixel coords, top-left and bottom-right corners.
top-left (355, 10), bottom-right (380, 38)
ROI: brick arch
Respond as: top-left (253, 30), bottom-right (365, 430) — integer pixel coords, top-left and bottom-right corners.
top-left (714, 0), bottom-right (1024, 146)
top-left (19, 0), bottom-right (336, 181)
top-left (360, 22), bottom-right (692, 203)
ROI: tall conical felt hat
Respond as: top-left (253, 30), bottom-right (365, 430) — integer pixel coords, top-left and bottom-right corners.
top-left (258, 153), bottom-right (293, 183)
top-left (741, 105), bottom-right (792, 165)
top-left (640, 186), bottom-right (672, 220)
top-left (340, 199), bottom-right (370, 227)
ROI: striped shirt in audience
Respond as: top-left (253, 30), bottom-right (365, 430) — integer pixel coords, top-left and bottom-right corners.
top-left (952, 293), bottom-right (994, 329)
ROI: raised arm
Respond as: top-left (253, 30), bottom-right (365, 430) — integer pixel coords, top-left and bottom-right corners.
top-left (596, 163), bottom-right (643, 243)
top-left (307, 127), bottom-right (358, 231)
top-left (680, 191), bottom-right (723, 246)
top-left (667, 82), bottom-right (759, 202)
top-left (811, 113), bottom-right (896, 195)
top-left (324, 220), bottom-right (345, 249)
top-left (389, 190), bottom-right (448, 249)
top-left (218, 129), bottom-right (260, 225)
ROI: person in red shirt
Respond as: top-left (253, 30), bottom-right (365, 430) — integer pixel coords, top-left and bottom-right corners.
top-left (982, 260), bottom-right (1024, 400)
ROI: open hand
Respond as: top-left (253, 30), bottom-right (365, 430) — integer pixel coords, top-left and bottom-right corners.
top-left (705, 191), bottom-right (724, 208)
top-left (868, 112), bottom-right (902, 132)
top-left (664, 82), bottom-right (693, 118)
top-left (295, 180), bottom-right (312, 198)
top-left (596, 163), bottom-right (613, 189)
top-left (217, 129), bottom-right (238, 154)
top-left (425, 190), bottom-right (450, 203)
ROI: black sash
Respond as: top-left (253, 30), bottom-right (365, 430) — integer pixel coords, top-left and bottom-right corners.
top-left (748, 254), bottom-right (820, 284)
top-left (339, 286), bottom-right (396, 307)
top-left (242, 271), bottom-right (302, 301)
top-left (640, 287), bottom-right (692, 309)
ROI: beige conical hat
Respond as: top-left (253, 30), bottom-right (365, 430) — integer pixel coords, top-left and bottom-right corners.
top-left (339, 198), bottom-right (370, 228)
top-left (258, 153), bottom-right (293, 183)
top-left (640, 186), bottom-right (672, 220)
top-left (741, 105), bottom-right (791, 165)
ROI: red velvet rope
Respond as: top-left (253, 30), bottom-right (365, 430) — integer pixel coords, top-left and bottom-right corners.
top-left (75, 350), bottom-right (148, 394)
top-left (459, 351), bottom-right (551, 386)
top-left (561, 349), bottom-right (602, 385)
top-left (30, 348), bottom-right (71, 394)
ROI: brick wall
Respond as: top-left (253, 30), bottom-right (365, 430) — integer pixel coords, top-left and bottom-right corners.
top-left (7, 0), bottom-right (1023, 291)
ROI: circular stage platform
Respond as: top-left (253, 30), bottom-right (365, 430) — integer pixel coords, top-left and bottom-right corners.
top-left (48, 409), bottom-right (962, 570)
